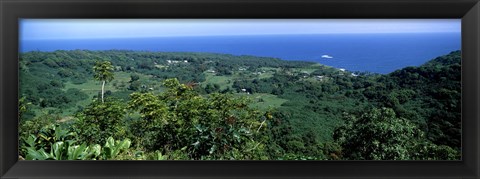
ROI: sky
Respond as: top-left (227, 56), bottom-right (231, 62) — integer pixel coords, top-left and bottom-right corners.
top-left (20, 19), bottom-right (461, 40)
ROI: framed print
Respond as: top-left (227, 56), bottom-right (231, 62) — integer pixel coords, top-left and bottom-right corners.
top-left (1, 0), bottom-right (479, 178)
top-left (16, 18), bottom-right (463, 162)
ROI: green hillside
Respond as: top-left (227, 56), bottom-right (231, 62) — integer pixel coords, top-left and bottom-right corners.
top-left (18, 50), bottom-right (461, 160)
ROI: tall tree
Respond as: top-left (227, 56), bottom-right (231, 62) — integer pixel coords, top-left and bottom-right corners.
top-left (93, 61), bottom-right (114, 103)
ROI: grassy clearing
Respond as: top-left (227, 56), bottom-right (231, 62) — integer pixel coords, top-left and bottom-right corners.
top-left (155, 64), bottom-right (168, 69)
top-left (61, 71), bottom-right (154, 116)
top-left (238, 93), bottom-right (288, 111)
top-left (58, 70), bottom-right (286, 117)
top-left (64, 80), bottom-right (101, 104)
top-left (297, 65), bottom-right (321, 73)
top-left (256, 67), bottom-right (277, 79)
top-left (202, 73), bottom-right (235, 90)
top-left (257, 72), bottom-right (274, 79)
top-left (259, 67), bottom-right (278, 71)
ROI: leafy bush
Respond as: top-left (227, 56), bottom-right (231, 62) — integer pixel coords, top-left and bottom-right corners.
top-left (20, 122), bottom-right (135, 160)
top-left (128, 78), bottom-right (270, 160)
top-left (23, 135), bottom-right (134, 160)
top-left (333, 108), bottom-right (459, 160)
top-left (73, 99), bottom-right (128, 145)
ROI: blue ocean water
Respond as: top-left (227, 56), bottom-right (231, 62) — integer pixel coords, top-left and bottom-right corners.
top-left (21, 33), bottom-right (460, 74)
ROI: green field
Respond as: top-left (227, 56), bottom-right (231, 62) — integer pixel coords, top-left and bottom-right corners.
top-left (202, 73), bottom-right (235, 90)
top-left (240, 93), bottom-right (288, 111)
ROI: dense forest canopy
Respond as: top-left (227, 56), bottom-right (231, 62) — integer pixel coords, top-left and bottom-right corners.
top-left (19, 50), bottom-right (461, 160)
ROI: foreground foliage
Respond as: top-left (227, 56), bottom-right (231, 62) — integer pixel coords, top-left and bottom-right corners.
top-left (334, 108), bottom-right (459, 160)
top-left (20, 78), bottom-right (270, 160)
top-left (21, 123), bottom-right (135, 160)
top-left (128, 78), bottom-right (270, 159)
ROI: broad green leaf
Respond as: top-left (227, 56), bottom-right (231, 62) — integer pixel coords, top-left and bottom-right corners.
top-left (25, 134), bottom-right (36, 148)
top-left (51, 141), bottom-right (64, 160)
top-left (54, 127), bottom-right (68, 141)
top-left (68, 144), bottom-right (87, 160)
top-left (26, 148), bottom-right (51, 160)
top-left (105, 137), bottom-right (115, 148)
top-left (89, 144), bottom-right (102, 157)
top-left (155, 150), bottom-right (165, 160)
top-left (110, 138), bottom-right (131, 158)
top-left (117, 139), bottom-right (131, 150)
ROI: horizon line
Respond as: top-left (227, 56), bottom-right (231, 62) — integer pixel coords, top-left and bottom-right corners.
top-left (22, 31), bottom-right (460, 41)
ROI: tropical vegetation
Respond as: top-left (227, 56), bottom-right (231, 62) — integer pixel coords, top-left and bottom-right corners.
top-left (19, 50), bottom-right (461, 160)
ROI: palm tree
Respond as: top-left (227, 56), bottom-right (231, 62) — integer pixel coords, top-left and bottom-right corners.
top-left (93, 61), bottom-right (114, 103)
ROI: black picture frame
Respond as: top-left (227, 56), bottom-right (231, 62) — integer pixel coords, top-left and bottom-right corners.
top-left (1, 0), bottom-right (479, 178)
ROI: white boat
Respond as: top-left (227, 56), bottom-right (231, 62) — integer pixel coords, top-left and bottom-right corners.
top-left (321, 55), bottom-right (333, 59)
